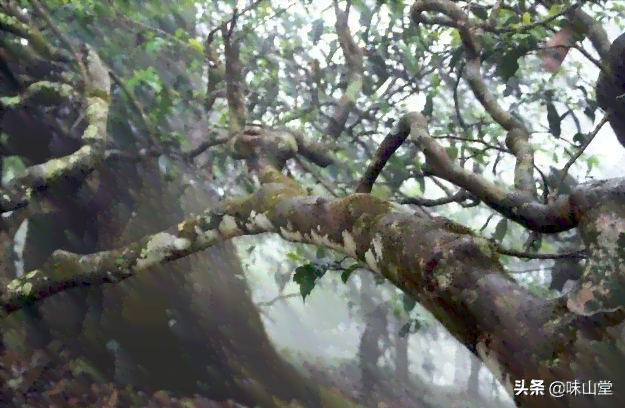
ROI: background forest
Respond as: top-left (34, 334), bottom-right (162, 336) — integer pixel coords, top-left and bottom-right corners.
top-left (1, 1), bottom-right (625, 408)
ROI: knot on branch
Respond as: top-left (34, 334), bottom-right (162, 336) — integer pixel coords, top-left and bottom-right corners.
top-left (230, 125), bottom-right (334, 171)
top-left (230, 126), bottom-right (298, 170)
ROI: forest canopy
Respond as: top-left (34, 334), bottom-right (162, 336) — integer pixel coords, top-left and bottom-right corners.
top-left (1, 1), bottom-right (625, 408)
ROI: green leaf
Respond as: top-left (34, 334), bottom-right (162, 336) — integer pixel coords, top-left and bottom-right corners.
top-left (146, 37), bottom-right (166, 53)
top-left (549, 4), bottom-right (563, 16)
top-left (446, 144), bottom-right (458, 159)
top-left (310, 19), bottom-right (324, 45)
top-left (431, 74), bottom-right (441, 88)
top-left (573, 132), bottom-right (586, 145)
top-left (286, 251), bottom-right (305, 263)
top-left (316, 247), bottom-right (327, 259)
top-left (402, 293), bottom-right (417, 312)
top-left (400, 43), bottom-right (419, 74)
top-left (174, 29), bottom-right (186, 39)
top-left (546, 102), bottom-right (561, 137)
top-left (218, 112), bottom-right (228, 125)
top-left (526, 234), bottom-right (542, 252)
top-left (327, 39), bottom-right (340, 61)
top-left (472, 8), bottom-right (488, 20)
top-left (412, 318), bottom-right (422, 332)
top-left (418, 177), bottom-right (426, 194)
top-left (499, 13), bottom-right (520, 27)
top-left (340, 264), bottom-right (360, 283)
top-left (373, 273), bottom-right (386, 284)
top-left (188, 38), bottom-right (204, 54)
top-left (2, 155), bottom-right (25, 185)
top-left (587, 155), bottom-right (600, 172)
top-left (422, 92), bottom-right (434, 117)
top-left (500, 51), bottom-right (521, 81)
top-left (493, 219), bottom-right (508, 242)
top-left (399, 321), bottom-right (413, 337)
top-left (369, 52), bottom-right (388, 79)
top-left (583, 103), bottom-right (596, 122)
top-left (448, 46), bottom-right (464, 70)
top-left (355, 1), bottom-right (374, 27)
top-left (388, 0), bottom-right (405, 15)
top-left (293, 263), bottom-right (328, 301)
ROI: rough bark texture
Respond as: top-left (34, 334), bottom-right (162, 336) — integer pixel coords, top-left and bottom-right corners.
top-left (8, 157), bottom-right (625, 407)
top-left (3, 3), bottom-right (625, 408)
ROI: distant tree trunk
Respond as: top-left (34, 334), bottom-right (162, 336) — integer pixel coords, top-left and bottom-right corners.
top-left (358, 301), bottom-right (388, 403)
top-left (395, 334), bottom-right (409, 384)
top-left (467, 355), bottom-right (481, 399)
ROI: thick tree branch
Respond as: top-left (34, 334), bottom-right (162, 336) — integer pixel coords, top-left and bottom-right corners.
top-left (4, 155), bottom-right (622, 408)
top-left (0, 46), bottom-right (110, 213)
top-left (324, 2), bottom-right (364, 141)
top-left (3, 111), bottom-right (625, 407)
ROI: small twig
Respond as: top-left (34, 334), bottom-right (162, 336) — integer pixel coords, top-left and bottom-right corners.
top-left (401, 190), bottom-right (474, 207)
top-left (182, 133), bottom-right (230, 161)
top-left (257, 292), bottom-right (301, 307)
top-left (550, 114), bottom-right (610, 200)
top-left (497, 246), bottom-right (587, 260)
